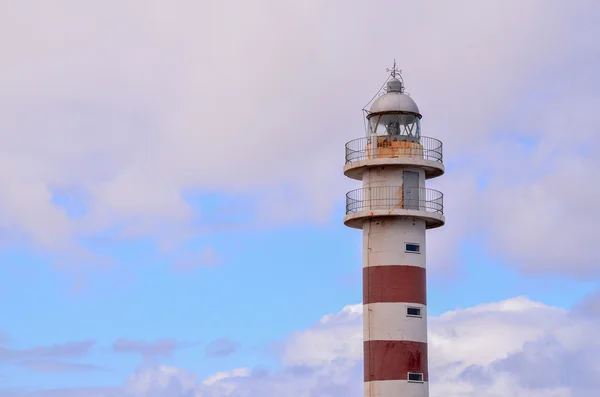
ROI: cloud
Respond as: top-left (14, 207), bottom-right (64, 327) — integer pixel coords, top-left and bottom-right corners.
top-left (204, 338), bottom-right (239, 358)
top-left (0, 0), bottom-right (599, 277)
top-left (112, 338), bottom-right (185, 360)
top-left (209, 296), bottom-right (600, 397)
top-left (18, 360), bottom-right (105, 373)
top-left (0, 340), bottom-right (95, 363)
top-left (202, 368), bottom-right (251, 386)
top-left (0, 388), bottom-right (119, 397)
top-left (0, 339), bottom-right (99, 375)
top-left (123, 366), bottom-right (199, 397)
top-left (572, 290), bottom-right (600, 317)
top-left (5, 294), bottom-right (600, 396)
top-left (280, 304), bottom-right (362, 366)
top-left (430, 297), bottom-right (600, 396)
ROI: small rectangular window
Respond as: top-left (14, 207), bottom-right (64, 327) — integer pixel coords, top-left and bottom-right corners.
top-left (408, 372), bottom-right (424, 382)
top-left (406, 307), bottom-right (422, 317)
top-left (405, 243), bottom-right (420, 253)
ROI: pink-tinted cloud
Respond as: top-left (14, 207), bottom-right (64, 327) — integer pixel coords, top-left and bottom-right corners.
top-left (0, 0), bottom-right (598, 280)
top-left (112, 338), bottom-right (188, 360)
top-left (19, 360), bottom-right (105, 373)
top-left (0, 340), bottom-right (95, 362)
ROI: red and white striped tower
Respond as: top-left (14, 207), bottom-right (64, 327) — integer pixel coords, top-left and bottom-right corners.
top-left (343, 64), bottom-right (445, 397)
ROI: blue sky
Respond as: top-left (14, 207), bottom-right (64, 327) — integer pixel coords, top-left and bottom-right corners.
top-left (1, 203), bottom-right (597, 390)
top-left (0, 1), bottom-right (599, 396)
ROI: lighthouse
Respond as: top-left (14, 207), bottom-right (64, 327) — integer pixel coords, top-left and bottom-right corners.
top-left (343, 64), bottom-right (445, 397)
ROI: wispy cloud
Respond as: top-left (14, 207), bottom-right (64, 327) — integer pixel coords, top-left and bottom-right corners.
top-left (19, 360), bottom-right (106, 373)
top-left (112, 338), bottom-right (191, 360)
top-left (205, 338), bottom-right (239, 358)
top-left (0, 340), bottom-right (95, 363)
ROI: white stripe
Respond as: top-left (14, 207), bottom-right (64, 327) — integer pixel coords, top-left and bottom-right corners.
top-left (363, 218), bottom-right (427, 268)
top-left (363, 302), bottom-right (427, 343)
top-left (365, 380), bottom-right (429, 397)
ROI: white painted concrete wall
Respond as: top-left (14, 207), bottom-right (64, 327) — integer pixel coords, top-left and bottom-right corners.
top-left (362, 166), bottom-right (425, 189)
top-left (363, 218), bottom-right (427, 268)
top-left (365, 380), bottom-right (429, 397)
top-left (363, 302), bottom-right (428, 343)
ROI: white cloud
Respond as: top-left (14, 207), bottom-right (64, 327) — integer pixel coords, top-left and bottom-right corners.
top-left (124, 365), bottom-right (199, 397)
top-left (152, 296), bottom-right (600, 396)
top-left (281, 304), bottom-right (363, 366)
top-left (0, 0), bottom-right (599, 276)
top-left (201, 368), bottom-right (250, 386)
top-left (205, 296), bottom-right (600, 397)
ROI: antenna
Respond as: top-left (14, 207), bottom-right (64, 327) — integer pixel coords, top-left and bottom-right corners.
top-left (384, 59), bottom-right (404, 93)
top-left (386, 59), bottom-right (402, 79)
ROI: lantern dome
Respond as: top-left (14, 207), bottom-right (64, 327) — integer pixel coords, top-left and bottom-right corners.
top-left (369, 78), bottom-right (421, 116)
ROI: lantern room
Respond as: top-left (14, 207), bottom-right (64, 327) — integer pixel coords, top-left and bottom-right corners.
top-left (365, 77), bottom-right (422, 142)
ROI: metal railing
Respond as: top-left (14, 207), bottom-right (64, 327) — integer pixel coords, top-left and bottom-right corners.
top-left (345, 186), bottom-right (444, 215)
top-left (345, 136), bottom-right (443, 164)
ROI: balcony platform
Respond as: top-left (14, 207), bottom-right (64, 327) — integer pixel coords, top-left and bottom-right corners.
top-left (344, 186), bottom-right (445, 230)
top-left (344, 208), bottom-right (445, 229)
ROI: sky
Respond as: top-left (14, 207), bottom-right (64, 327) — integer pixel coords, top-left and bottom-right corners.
top-left (0, 0), bottom-right (599, 396)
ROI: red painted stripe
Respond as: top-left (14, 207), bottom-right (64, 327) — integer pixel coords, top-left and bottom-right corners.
top-left (364, 340), bottom-right (428, 382)
top-left (363, 266), bottom-right (426, 305)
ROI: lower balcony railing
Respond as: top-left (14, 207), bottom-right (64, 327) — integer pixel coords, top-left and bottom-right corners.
top-left (345, 186), bottom-right (444, 215)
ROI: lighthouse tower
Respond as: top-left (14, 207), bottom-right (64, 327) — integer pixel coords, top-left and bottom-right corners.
top-left (343, 64), bottom-right (445, 397)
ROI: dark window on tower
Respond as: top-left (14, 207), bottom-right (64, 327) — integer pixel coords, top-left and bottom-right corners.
top-left (406, 307), bottom-right (422, 317)
top-left (408, 372), bottom-right (424, 382)
top-left (405, 243), bottom-right (420, 253)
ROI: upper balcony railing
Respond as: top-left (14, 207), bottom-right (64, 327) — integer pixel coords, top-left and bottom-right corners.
top-left (345, 186), bottom-right (444, 216)
top-left (345, 136), bottom-right (443, 164)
